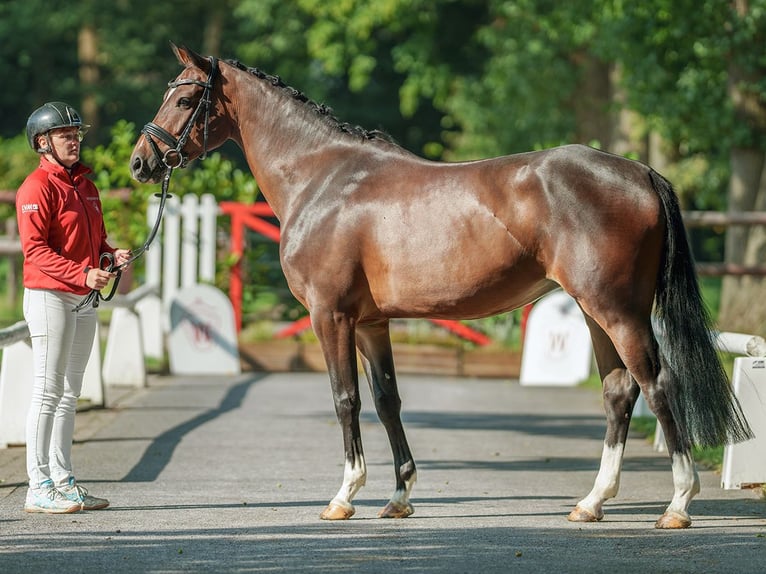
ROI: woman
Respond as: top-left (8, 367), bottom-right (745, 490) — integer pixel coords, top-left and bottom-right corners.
top-left (16, 102), bottom-right (130, 513)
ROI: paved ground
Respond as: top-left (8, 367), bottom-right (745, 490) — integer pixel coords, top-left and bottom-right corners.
top-left (0, 371), bottom-right (764, 573)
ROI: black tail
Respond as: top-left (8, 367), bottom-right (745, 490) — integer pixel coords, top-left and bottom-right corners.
top-left (650, 169), bottom-right (753, 448)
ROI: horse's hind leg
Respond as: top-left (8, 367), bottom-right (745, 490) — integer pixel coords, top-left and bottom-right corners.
top-left (613, 323), bottom-right (700, 528)
top-left (568, 316), bottom-right (640, 523)
top-left (573, 311), bottom-right (700, 528)
top-left (356, 320), bottom-right (417, 518)
top-left (644, 351), bottom-right (701, 529)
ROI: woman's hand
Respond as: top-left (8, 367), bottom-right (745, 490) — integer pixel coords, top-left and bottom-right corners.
top-left (113, 249), bottom-right (132, 268)
top-left (86, 267), bottom-right (116, 290)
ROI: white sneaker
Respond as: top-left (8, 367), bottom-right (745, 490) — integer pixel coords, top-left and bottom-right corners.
top-left (58, 477), bottom-right (110, 510)
top-left (24, 480), bottom-right (81, 514)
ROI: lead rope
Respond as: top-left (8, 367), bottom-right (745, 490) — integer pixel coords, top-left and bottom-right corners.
top-left (72, 166), bottom-right (174, 312)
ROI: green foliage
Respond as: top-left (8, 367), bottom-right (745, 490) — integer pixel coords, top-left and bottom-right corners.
top-left (600, 0), bottom-right (766, 152)
top-left (171, 153), bottom-right (259, 204)
top-left (468, 310), bottom-right (523, 349)
top-left (234, 0), bottom-right (446, 158)
top-left (630, 416), bottom-right (725, 471)
top-left (0, 0), bottom-right (244, 144)
top-left (0, 135), bottom-right (39, 221)
top-left (0, 135), bottom-right (38, 189)
top-left (442, 1), bottom-right (595, 158)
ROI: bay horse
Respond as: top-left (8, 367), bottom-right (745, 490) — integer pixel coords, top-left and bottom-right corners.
top-left (130, 45), bottom-right (752, 529)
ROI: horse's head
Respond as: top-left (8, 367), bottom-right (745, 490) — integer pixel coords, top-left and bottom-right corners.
top-left (130, 44), bottom-right (229, 183)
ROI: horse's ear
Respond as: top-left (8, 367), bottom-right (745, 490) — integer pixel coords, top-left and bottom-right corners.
top-left (170, 43), bottom-right (210, 72)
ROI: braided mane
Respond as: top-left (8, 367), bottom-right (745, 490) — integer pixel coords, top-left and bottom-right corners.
top-left (225, 59), bottom-right (395, 144)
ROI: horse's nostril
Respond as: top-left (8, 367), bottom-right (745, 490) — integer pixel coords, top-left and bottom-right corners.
top-left (132, 156), bottom-right (155, 182)
top-left (131, 156), bottom-right (147, 181)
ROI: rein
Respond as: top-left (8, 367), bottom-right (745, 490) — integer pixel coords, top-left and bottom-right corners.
top-left (73, 57), bottom-right (219, 312)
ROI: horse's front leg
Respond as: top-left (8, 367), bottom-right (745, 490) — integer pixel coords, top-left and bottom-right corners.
top-left (312, 309), bottom-right (366, 520)
top-left (356, 321), bottom-right (416, 518)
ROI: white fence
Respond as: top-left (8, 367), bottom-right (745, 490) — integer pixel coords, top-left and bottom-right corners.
top-left (138, 193), bottom-right (218, 359)
top-left (719, 334), bottom-right (766, 489)
top-left (0, 320), bottom-right (105, 448)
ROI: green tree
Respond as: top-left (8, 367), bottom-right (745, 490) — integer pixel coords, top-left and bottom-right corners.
top-left (0, 0), bottom-right (240, 142)
top-left (601, 0), bottom-right (766, 334)
top-left (233, 0), bottom-right (447, 157)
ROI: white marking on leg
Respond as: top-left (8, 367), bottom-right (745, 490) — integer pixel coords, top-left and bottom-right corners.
top-left (330, 454), bottom-right (367, 509)
top-left (576, 442), bottom-right (624, 519)
top-left (389, 470), bottom-right (418, 507)
top-left (664, 451), bottom-right (700, 517)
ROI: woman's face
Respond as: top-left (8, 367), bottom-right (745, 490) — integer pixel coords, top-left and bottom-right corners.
top-left (42, 127), bottom-right (82, 168)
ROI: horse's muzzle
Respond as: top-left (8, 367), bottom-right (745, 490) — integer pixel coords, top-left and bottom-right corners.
top-left (130, 152), bottom-right (161, 184)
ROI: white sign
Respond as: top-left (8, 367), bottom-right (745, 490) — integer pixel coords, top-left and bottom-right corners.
top-left (168, 284), bottom-right (241, 375)
top-left (721, 356), bottom-right (766, 489)
top-left (520, 290), bottom-right (592, 386)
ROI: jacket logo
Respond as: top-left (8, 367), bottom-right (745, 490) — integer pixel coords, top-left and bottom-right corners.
top-left (21, 203), bottom-right (39, 213)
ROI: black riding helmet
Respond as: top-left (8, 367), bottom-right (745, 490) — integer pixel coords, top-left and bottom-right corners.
top-left (26, 102), bottom-right (89, 152)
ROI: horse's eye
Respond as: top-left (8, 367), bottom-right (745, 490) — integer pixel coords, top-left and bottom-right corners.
top-left (177, 97), bottom-right (192, 109)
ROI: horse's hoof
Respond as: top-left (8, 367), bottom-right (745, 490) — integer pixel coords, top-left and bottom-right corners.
top-left (655, 511), bottom-right (692, 529)
top-left (319, 501), bottom-right (355, 520)
top-left (567, 505), bottom-right (603, 522)
top-left (378, 501), bottom-right (414, 519)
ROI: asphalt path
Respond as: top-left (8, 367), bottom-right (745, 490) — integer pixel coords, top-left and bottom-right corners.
top-left (0, 372), bottom-right (764, 573)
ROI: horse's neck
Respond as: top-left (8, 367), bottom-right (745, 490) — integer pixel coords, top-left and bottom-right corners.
top-left (229, 74), bottom-right (345, 220)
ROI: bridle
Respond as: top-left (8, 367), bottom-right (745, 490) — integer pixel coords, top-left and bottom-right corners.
top-left (73, 57), bottom-right (219, 312)
top-left (142, 56), bottom-right (219, 170)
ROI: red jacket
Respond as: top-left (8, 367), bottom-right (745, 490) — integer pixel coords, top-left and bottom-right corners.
top-left (16, 156), bottom-right (114, 295)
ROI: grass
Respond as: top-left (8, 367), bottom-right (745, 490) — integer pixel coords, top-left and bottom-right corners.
top-left (630, 416), bottom-right (725, 470)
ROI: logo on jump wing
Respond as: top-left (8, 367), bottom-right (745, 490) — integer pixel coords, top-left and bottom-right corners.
top-left (181, 297), bottom-right (221, 350)
top-left (547, 330), bottom-right (570, 358)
